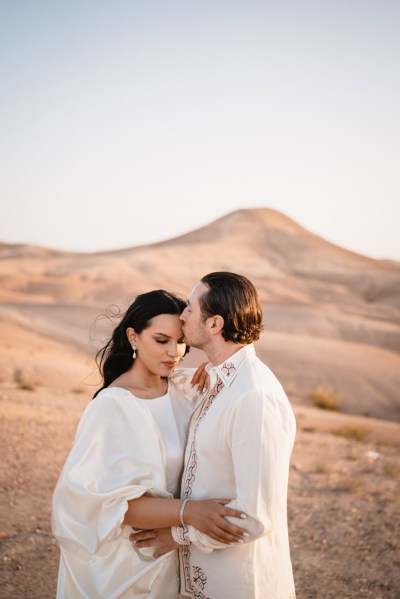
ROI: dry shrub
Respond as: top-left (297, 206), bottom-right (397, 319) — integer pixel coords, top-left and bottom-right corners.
top-left (332, 425), bottom-right (370, 442)
top-left (14, 368), bottom-right (39, 391)
top-left (308, 386), bottom-right (340, 411)
top-left (314, 460), bottom-right (334, 474)
top-left (383, 461), bottom-right (400, 478)
top-left (335, 477), bottom-right (363, 493)
top-left (18, 381), bottom-right (36, 391)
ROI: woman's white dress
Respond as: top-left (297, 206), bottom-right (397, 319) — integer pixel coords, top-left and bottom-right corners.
top-left (52, 370), bottom-right (196, 599)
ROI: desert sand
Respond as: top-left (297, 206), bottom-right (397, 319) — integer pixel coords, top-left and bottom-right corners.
top-left (1, 208), bottom-right (399, 598)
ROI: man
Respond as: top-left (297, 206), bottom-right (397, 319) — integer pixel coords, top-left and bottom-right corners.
top-left (135, 272), bottom-right (296, 598)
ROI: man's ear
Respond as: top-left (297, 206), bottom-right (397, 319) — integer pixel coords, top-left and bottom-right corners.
top-left (209, 315), bottom-right (224, 335)
top-left (126, 327), bottom-right (137, 345)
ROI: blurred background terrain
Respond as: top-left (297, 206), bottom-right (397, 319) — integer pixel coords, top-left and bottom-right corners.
top-left (0, 208), bottom-right (399, 598)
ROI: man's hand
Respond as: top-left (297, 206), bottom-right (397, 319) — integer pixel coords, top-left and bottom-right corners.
top-left (190, 361), bottom-right (209, 392)
top-left (130, 527), bottom-right (179, 558)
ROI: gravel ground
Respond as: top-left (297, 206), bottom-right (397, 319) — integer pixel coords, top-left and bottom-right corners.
top-left (1, 387), bottom-right (399, 599)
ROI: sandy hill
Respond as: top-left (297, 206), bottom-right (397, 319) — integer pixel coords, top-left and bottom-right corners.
top-left (0, 207), bottom-right (399, 421)
top-left (1, 209), bottom-right (400, 599)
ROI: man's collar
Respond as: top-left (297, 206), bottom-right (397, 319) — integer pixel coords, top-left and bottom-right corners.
top-left (208, 344), bottom-right (255, 387)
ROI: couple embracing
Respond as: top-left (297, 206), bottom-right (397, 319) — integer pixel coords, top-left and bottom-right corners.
top-left (52, 272), bottom-right (296, 599)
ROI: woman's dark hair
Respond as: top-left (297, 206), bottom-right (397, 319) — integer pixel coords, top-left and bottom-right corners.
top-left (93, 290), bottom-right (187, 398)
top-left (200, 272), bottom-right (263, 344)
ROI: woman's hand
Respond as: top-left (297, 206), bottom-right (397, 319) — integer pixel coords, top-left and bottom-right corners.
top-left (184, 499), bottom-right (248, 544)
top-left (130, 528), bottom-right (179, 557)
top-left (190, 361), bottom-right (209, 393)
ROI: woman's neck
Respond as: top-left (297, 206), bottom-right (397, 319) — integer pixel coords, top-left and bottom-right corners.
top-left (110, 363), bottom-right (168, 400)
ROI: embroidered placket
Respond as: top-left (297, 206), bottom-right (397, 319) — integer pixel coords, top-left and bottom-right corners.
top-left (178, 374), bottom-right (224, 598)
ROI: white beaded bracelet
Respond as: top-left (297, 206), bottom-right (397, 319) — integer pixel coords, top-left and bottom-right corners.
top-left (180, 498), bottom-right (189, 528)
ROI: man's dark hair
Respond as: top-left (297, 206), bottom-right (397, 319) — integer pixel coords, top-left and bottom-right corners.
top-left (200, 272), bottom-right (263, 344)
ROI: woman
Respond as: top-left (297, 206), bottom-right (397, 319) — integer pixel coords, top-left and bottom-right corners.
top-left (52, 290), bottom-right (246, 599)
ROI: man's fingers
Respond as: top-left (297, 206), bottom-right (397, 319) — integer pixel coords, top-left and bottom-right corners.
top-left (191, 361), bottom-right (209, 390)
top-left (191, 363), bottom-right (205, 384)
top-left (197, 369), bottom-right (209, 392)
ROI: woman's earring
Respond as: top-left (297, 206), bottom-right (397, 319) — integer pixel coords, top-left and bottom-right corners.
top-left (132, 346), bottom-right (137, 359)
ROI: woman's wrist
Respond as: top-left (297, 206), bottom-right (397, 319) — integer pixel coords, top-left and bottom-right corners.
top-left (181, 499), bottom-right (193, 525)
top-left (180, 498), bottom-right (189, 527)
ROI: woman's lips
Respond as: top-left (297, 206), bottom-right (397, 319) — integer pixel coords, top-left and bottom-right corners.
top-left (163, 361), bottom-right (178, 369)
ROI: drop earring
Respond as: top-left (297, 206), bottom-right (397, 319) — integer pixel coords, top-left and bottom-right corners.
top-left (132, 346), bottom-right (137, 359)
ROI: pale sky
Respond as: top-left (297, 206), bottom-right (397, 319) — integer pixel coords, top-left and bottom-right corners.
top-left (1, 1), bottom-right (399, 260)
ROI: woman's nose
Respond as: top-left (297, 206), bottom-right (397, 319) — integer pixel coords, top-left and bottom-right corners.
top-left (167, 343), bottom-right (179, 357)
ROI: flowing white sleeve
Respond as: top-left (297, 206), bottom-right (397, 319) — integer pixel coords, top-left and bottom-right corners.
top-left (172, 386), bottom-right (296, 551)
top-left (52, 392), bottom-right (170, 555)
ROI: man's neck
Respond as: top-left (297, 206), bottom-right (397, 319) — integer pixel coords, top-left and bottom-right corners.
top-left (205, 341), bottom-right (247, 366)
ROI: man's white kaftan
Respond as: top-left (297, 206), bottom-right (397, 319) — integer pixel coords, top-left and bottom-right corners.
top-left (172, 345), bottom-right (296, 599)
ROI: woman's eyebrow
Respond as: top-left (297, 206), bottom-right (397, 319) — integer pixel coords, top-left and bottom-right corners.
top-left (153, 332), bottom-right (170, 338)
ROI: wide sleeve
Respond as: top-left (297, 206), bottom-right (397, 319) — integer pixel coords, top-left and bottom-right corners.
top-left (52, 392), bottom-right (171, 555)
top-left (172, 384), bottom-right (296, 551)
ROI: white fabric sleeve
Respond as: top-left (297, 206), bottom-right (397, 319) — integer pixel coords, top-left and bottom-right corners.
top-left (168, 367), bottom-right (206, 404)
top-left (52, 392), bottom-right (171, 555)
top-left (168, 368), bottom-right (197, 396)
top-left (173, 387), bottom-right (296, 552)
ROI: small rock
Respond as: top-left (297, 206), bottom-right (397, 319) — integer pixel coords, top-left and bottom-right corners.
top-left (365, 450), bottom-right (380, 461)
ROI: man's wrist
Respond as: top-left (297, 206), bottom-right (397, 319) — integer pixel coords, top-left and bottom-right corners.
top-left (171, 525), bottom-right (191, 545)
